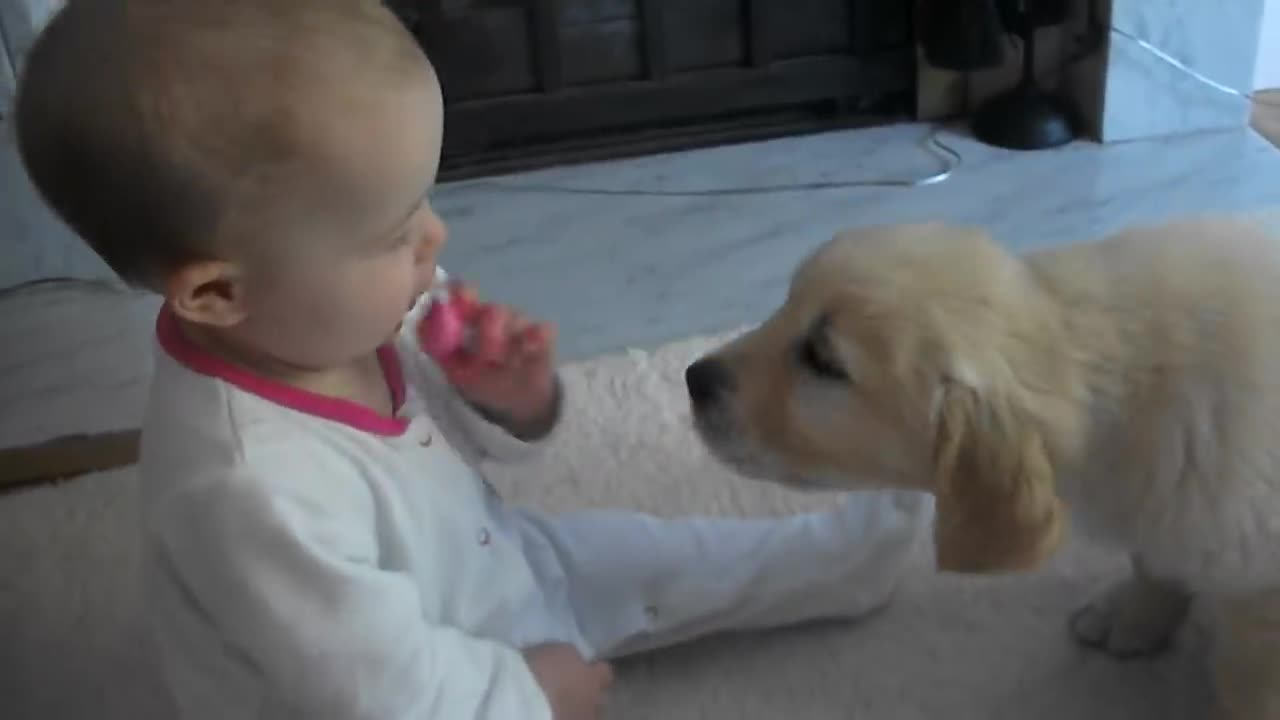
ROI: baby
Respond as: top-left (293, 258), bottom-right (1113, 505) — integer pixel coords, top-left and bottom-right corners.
top-left (15, 2), bottom-right (932, 718)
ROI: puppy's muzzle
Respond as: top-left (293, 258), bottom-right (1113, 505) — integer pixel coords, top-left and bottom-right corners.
top-left (686, 357), bottom-right (734, 409)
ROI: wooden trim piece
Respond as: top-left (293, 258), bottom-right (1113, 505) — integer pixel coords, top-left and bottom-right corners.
top-left (0, 429), bottom-right (141, 493)
top-left (1253, 90), bottom-right (1280, 150)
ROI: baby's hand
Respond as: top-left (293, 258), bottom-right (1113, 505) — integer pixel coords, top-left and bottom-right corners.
top-left (524, 643), bottom-right (613, 720)
top-left (419, 283), bottom-right (558, 436)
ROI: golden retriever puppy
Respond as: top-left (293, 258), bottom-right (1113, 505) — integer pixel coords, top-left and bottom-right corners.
top-left (686, 218), bottom-right (1280, 719)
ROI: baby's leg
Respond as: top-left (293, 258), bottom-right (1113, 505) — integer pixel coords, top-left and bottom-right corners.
top-left (505, 490), bottom-right (931, 661)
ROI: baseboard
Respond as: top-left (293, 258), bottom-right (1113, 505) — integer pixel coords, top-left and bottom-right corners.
top-left (0, 430), bottom-right (140, 493)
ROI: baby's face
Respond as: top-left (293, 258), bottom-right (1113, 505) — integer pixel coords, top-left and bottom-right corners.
top-left (232, 67), bottom-right (448, 372)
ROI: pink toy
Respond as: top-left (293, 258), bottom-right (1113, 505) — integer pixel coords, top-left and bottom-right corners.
top-left (418, 290), bottom-right (468, 359)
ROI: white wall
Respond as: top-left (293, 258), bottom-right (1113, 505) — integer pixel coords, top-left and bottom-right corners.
top-left (1258, 0), bottom-right (1280, 89)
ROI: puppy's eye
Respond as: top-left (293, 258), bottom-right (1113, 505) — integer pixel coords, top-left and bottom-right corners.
top-left (799, 335), bottom-right (848, 381)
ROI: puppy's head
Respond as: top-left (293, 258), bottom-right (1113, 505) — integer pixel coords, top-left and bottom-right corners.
top-left (687, 223), bottom-right (1077, 573)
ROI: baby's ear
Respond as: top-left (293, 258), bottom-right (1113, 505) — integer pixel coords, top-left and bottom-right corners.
top-left (930, 380), bottom-right (1065, 573)
top-left (165, 260), bottom-right (248, 329)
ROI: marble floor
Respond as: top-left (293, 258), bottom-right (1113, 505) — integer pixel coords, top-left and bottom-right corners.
top-left (435, 119), bottom-right (1280, 361)
top-left (5, 119), bottom-right (1280, 459)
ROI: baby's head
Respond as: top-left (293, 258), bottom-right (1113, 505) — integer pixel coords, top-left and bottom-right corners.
top-left (16, 0), bottom-right (448, 371)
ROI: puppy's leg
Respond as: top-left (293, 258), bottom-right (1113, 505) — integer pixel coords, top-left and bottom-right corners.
top-left (1210, 591), bottom-right (1280, 720)
top-left (1070, 554), bottom-right (1192, 658)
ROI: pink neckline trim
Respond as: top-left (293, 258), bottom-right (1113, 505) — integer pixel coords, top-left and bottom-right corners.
top-left (156, 306), bottom-right (409, 436)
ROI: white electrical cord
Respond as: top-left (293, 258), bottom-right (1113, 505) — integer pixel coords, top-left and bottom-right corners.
top-left (465, 125), bottom-right (962, 198)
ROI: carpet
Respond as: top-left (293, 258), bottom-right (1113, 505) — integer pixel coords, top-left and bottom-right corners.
top-left (0, 329), bottom-right (1218, 720)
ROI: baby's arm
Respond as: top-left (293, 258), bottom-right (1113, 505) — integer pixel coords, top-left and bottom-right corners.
top-left (403, 338), bottom-right (563, 464)
top-left (149, 453), bottom-right (552, 719)
top-left (396, 277), bottom-right (562, 465)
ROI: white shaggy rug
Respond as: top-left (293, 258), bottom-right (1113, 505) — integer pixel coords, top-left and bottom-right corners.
top-left (0, 326), bottom-right (1217, 720)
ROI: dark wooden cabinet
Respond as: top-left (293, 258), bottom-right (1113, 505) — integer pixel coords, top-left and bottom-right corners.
top-left (388, 1), bottom-right (914, 179)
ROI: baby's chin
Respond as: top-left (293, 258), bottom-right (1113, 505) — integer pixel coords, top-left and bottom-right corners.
top-left (390, 295), bottom-right (423, 335)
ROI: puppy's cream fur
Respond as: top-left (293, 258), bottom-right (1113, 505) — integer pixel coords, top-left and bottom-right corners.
top-left (689, 218), bottom-right (1280, 719)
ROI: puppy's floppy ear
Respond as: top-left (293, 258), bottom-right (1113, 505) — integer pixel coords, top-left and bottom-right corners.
top-left (931, 380), bottom-right (1065, 573)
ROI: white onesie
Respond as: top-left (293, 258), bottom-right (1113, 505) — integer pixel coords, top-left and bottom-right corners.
top-left (139, 295), bottom-right (932, 720)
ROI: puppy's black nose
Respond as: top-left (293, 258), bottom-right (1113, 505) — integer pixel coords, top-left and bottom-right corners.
top-left (686, 357), bottom-right (733, 407)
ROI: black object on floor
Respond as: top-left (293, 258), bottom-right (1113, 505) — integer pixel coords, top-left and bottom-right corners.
top-left (971, 0), bottom-right (1078, 150)
top-left (972, 83), bottom-right (1076, 150)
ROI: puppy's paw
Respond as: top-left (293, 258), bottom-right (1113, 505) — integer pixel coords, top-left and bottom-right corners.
top-left (1069, 577), bottom-right (1191, 659)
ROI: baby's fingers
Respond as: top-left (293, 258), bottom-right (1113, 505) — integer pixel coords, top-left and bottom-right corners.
top-left (512, 323), bottom-right (548, 358)
top-left (471, 306), bottom-right (512, 363)
top-left (447, 282), bottom-right (480, 316)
